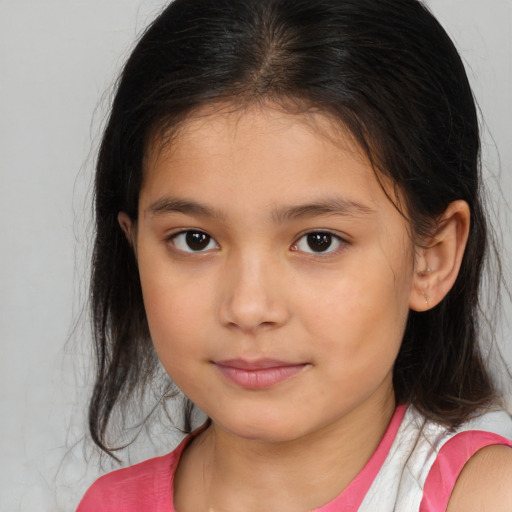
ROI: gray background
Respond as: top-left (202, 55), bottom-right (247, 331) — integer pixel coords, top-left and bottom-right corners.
top-left (1, 1), bottom-right (511, 510)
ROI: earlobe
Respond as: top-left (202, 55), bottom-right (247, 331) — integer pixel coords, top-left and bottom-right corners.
top-left (118, 211), bottom-right (136, 248)
top-left (409, 200), bottom-right (470, 312)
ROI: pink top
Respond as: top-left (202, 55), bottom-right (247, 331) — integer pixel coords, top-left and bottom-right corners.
top-left (77, 405), bottom-right (511, 512)
top-left (419, 430), bottom-right (512, 512)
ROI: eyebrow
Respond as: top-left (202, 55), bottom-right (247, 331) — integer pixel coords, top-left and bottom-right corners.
top-left (146, 196), bottom-right (375, 221)
top-left (147, 197), bottom-right (225, 219)
top-left (271, 197), bottom-right (375, 222)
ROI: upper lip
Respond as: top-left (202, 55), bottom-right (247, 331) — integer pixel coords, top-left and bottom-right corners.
top-left (215, 359), bottom-right (304, 370)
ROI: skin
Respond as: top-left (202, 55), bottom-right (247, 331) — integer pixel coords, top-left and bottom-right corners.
top-left (119, 104), bottom-right (512, 511)
top-left (447, 445), bottom-right (512, 512)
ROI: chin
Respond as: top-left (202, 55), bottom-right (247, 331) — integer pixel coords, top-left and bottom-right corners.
top-left (215, 415), bottom-right (306, 444)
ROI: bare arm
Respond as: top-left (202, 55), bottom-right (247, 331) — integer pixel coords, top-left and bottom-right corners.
top-left (447, 445), bottom-right (512, 512)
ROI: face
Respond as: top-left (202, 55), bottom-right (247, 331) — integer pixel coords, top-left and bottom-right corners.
top-left (129, 105), bottom-right (417, 443)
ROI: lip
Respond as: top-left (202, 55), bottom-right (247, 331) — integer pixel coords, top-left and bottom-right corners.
top-left (214, 359), bottom-right (309, 389)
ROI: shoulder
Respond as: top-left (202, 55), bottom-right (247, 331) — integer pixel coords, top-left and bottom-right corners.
top-left (419, 408), bottom-right (512, 512)
top-left (76, 451), bottom-right (178, 512)
top-left (360, 406), bottom-right (512, 511)
top-left (446, 444), bottom-right (512, 512)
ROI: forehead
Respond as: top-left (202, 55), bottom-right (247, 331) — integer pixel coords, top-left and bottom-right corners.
top-left (140, 103), bottom-right (400, 221)
top-left (145, 102), bottom-right (369, 168)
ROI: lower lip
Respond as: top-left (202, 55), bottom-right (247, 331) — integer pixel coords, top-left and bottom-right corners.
top-left (215, 364), bottom-right (308, 389)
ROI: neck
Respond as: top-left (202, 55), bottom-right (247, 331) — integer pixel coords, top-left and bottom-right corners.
top-left (174, 390), bottom-right (396, 512)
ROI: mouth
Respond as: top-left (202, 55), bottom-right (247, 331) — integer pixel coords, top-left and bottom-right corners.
top-left (213, 359), bottom-right (309, 390)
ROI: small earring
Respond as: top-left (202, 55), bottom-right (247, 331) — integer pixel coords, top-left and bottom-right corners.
top-left (424, 294), bottom-right (429, 306)
top-left (419, 266), bottom-right (432, 277)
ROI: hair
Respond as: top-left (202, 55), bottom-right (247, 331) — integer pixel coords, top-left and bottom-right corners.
top-left (89, 0), bottom-right (498, 457)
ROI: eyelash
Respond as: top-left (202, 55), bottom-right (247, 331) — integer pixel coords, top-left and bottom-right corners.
top-left (167, 229), bottom-right (348, 256)
top-left (291, 231), bottom-right (347, 255)
top-left (168, 230), bottom-right (219, 253)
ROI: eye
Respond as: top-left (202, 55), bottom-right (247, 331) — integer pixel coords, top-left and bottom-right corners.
top-left (170, 230), bottom-right (219, 253)
top-left (292, 232), bottom-right (344, 254)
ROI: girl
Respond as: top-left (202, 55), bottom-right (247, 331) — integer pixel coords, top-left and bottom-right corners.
top-left (78, 0), bottom-right (512, 510)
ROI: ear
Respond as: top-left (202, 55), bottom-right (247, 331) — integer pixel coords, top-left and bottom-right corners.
top-left (409, 200), bottom-right (470, 312)
top-left (118, 211), bottom-right (137, 251)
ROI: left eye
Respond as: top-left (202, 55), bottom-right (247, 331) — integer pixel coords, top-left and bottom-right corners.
top-left (170, 230), bottom-right (219, 253)
top-left (292, 232), bottom-right (343, 254)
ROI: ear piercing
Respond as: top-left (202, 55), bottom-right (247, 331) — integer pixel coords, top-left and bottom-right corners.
top-left (421, 267), bottom-right (431, 306)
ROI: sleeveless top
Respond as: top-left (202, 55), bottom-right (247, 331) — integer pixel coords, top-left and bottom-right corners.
top-left (77, 405), bottom-right (512, 512)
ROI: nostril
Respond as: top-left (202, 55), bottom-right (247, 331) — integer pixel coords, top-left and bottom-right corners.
top-left (218, 287), bottom-right (290, 332)
top-left (217, 258), bottom-right (291, 331)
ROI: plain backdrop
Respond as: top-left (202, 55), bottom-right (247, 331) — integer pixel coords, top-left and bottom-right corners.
top-left (1, 1), bottom-right (511, 510)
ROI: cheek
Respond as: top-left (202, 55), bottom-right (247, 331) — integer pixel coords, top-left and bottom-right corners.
top-left (142, 285), bottom-right (209, 389)
top-left (137, 258), bottom-right (212, 361)
top-left (307, 277), bottom-right (407, 404)
top-left (299, 257), bottom-right (411, 365)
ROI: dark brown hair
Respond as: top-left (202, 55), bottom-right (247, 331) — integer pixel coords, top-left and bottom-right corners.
top-left (89, 0), bottom-right (497, 457)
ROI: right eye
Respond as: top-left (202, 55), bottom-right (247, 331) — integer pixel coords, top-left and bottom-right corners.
top-left (170, 230), bottom-right (219, 253)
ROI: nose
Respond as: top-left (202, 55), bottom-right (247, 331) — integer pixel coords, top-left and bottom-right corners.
top-left (218, 251), bottom-right (291, 333)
